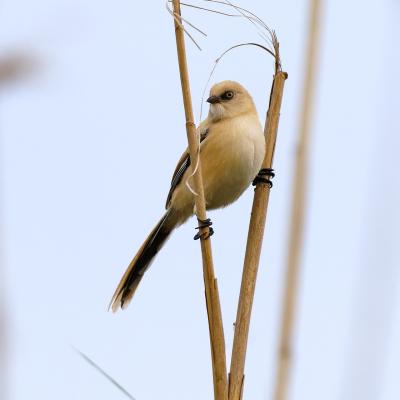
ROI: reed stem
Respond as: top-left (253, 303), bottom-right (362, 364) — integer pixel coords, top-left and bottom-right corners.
top-left (229, 71), bottom-right (288, 400)
top-left (171, 2), bottom-right (228, 399)
top-left (273, 1), bottom-right (322, 399)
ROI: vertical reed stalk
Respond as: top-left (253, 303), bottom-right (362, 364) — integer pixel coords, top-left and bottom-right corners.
top-left (0, 55), bottom-right (32, 400)
top-left (229, 70), bottom-right (288, 400)
top-left (273, 1), bottom-right (322, 399)
top-left (171, 2), bottom-right (228, 399)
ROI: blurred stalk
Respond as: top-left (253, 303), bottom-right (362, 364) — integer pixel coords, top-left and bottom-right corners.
top-left (273, 1), bottom-right (322, 399)
top-left (171, 2), bottom-right (228, 399)
top-left (0, 52), bottom-right (36, 400)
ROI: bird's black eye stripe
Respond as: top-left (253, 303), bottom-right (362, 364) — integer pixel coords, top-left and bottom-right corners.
top-left (221, 90), bottom-right (234, 100)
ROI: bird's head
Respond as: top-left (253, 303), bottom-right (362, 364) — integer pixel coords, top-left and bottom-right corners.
top-left (207, 80), bottom-right (256, 122)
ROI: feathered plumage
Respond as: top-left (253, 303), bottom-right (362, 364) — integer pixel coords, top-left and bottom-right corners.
top-left (110, 81), bottom-right (265, 311)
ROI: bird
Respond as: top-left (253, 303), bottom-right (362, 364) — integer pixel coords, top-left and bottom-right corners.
top-left (110, 80), bottom-right (265, 311)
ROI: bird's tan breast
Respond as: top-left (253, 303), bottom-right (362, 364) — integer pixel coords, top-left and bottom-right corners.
top-left (168, 114), bottom-right (264, 221)
top-left (201, 115), bottom-right (265, 209)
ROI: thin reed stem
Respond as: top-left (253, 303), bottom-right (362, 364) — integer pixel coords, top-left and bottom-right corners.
top-left (74, 348), bottom-right (135, 400)
top-left (273, 1), bottom-right (322, 399)
top-left (229, 70), bottom-right (288, 400)
top-left (171, 2), bottom-right (228, 399)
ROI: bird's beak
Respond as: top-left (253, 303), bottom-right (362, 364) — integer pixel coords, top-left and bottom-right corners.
top-left (207, 95), bottom-right (221, 104)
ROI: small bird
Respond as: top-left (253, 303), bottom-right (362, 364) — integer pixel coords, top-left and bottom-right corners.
top-left (110, 81), bottom-right (265, 311)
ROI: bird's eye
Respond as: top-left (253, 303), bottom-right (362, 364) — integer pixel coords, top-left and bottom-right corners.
top-left (222, 90), bottom-right (234, 100)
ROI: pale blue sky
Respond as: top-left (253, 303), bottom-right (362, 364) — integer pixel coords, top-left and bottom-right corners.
top-left (1, 1), bottom-right (399, 399)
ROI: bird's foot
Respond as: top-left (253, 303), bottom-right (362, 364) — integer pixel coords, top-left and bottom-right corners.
top-left (252, 168), bottom-right (275, 188)
top-left (194, 218), bottom-right (214, 240)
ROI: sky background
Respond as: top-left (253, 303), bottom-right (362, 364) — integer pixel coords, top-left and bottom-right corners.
top-left (1, 1), bottom-right (399, 399)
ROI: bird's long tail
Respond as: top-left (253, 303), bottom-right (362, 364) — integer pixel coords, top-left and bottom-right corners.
top-left (109, 211), bottom-right (175, 312)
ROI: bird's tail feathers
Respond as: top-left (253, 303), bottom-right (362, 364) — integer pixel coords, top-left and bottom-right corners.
top-left (109, 211), bottom-right (174, 312)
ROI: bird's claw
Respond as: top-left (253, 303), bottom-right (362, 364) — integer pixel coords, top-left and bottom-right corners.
top-left (194, 218), bottom-right (214, 240)
top-left (252, 168), bottom-right (275, 188)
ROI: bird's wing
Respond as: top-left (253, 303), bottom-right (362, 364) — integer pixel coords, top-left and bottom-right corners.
top-left (165, 127), bottom-right (209, 209)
